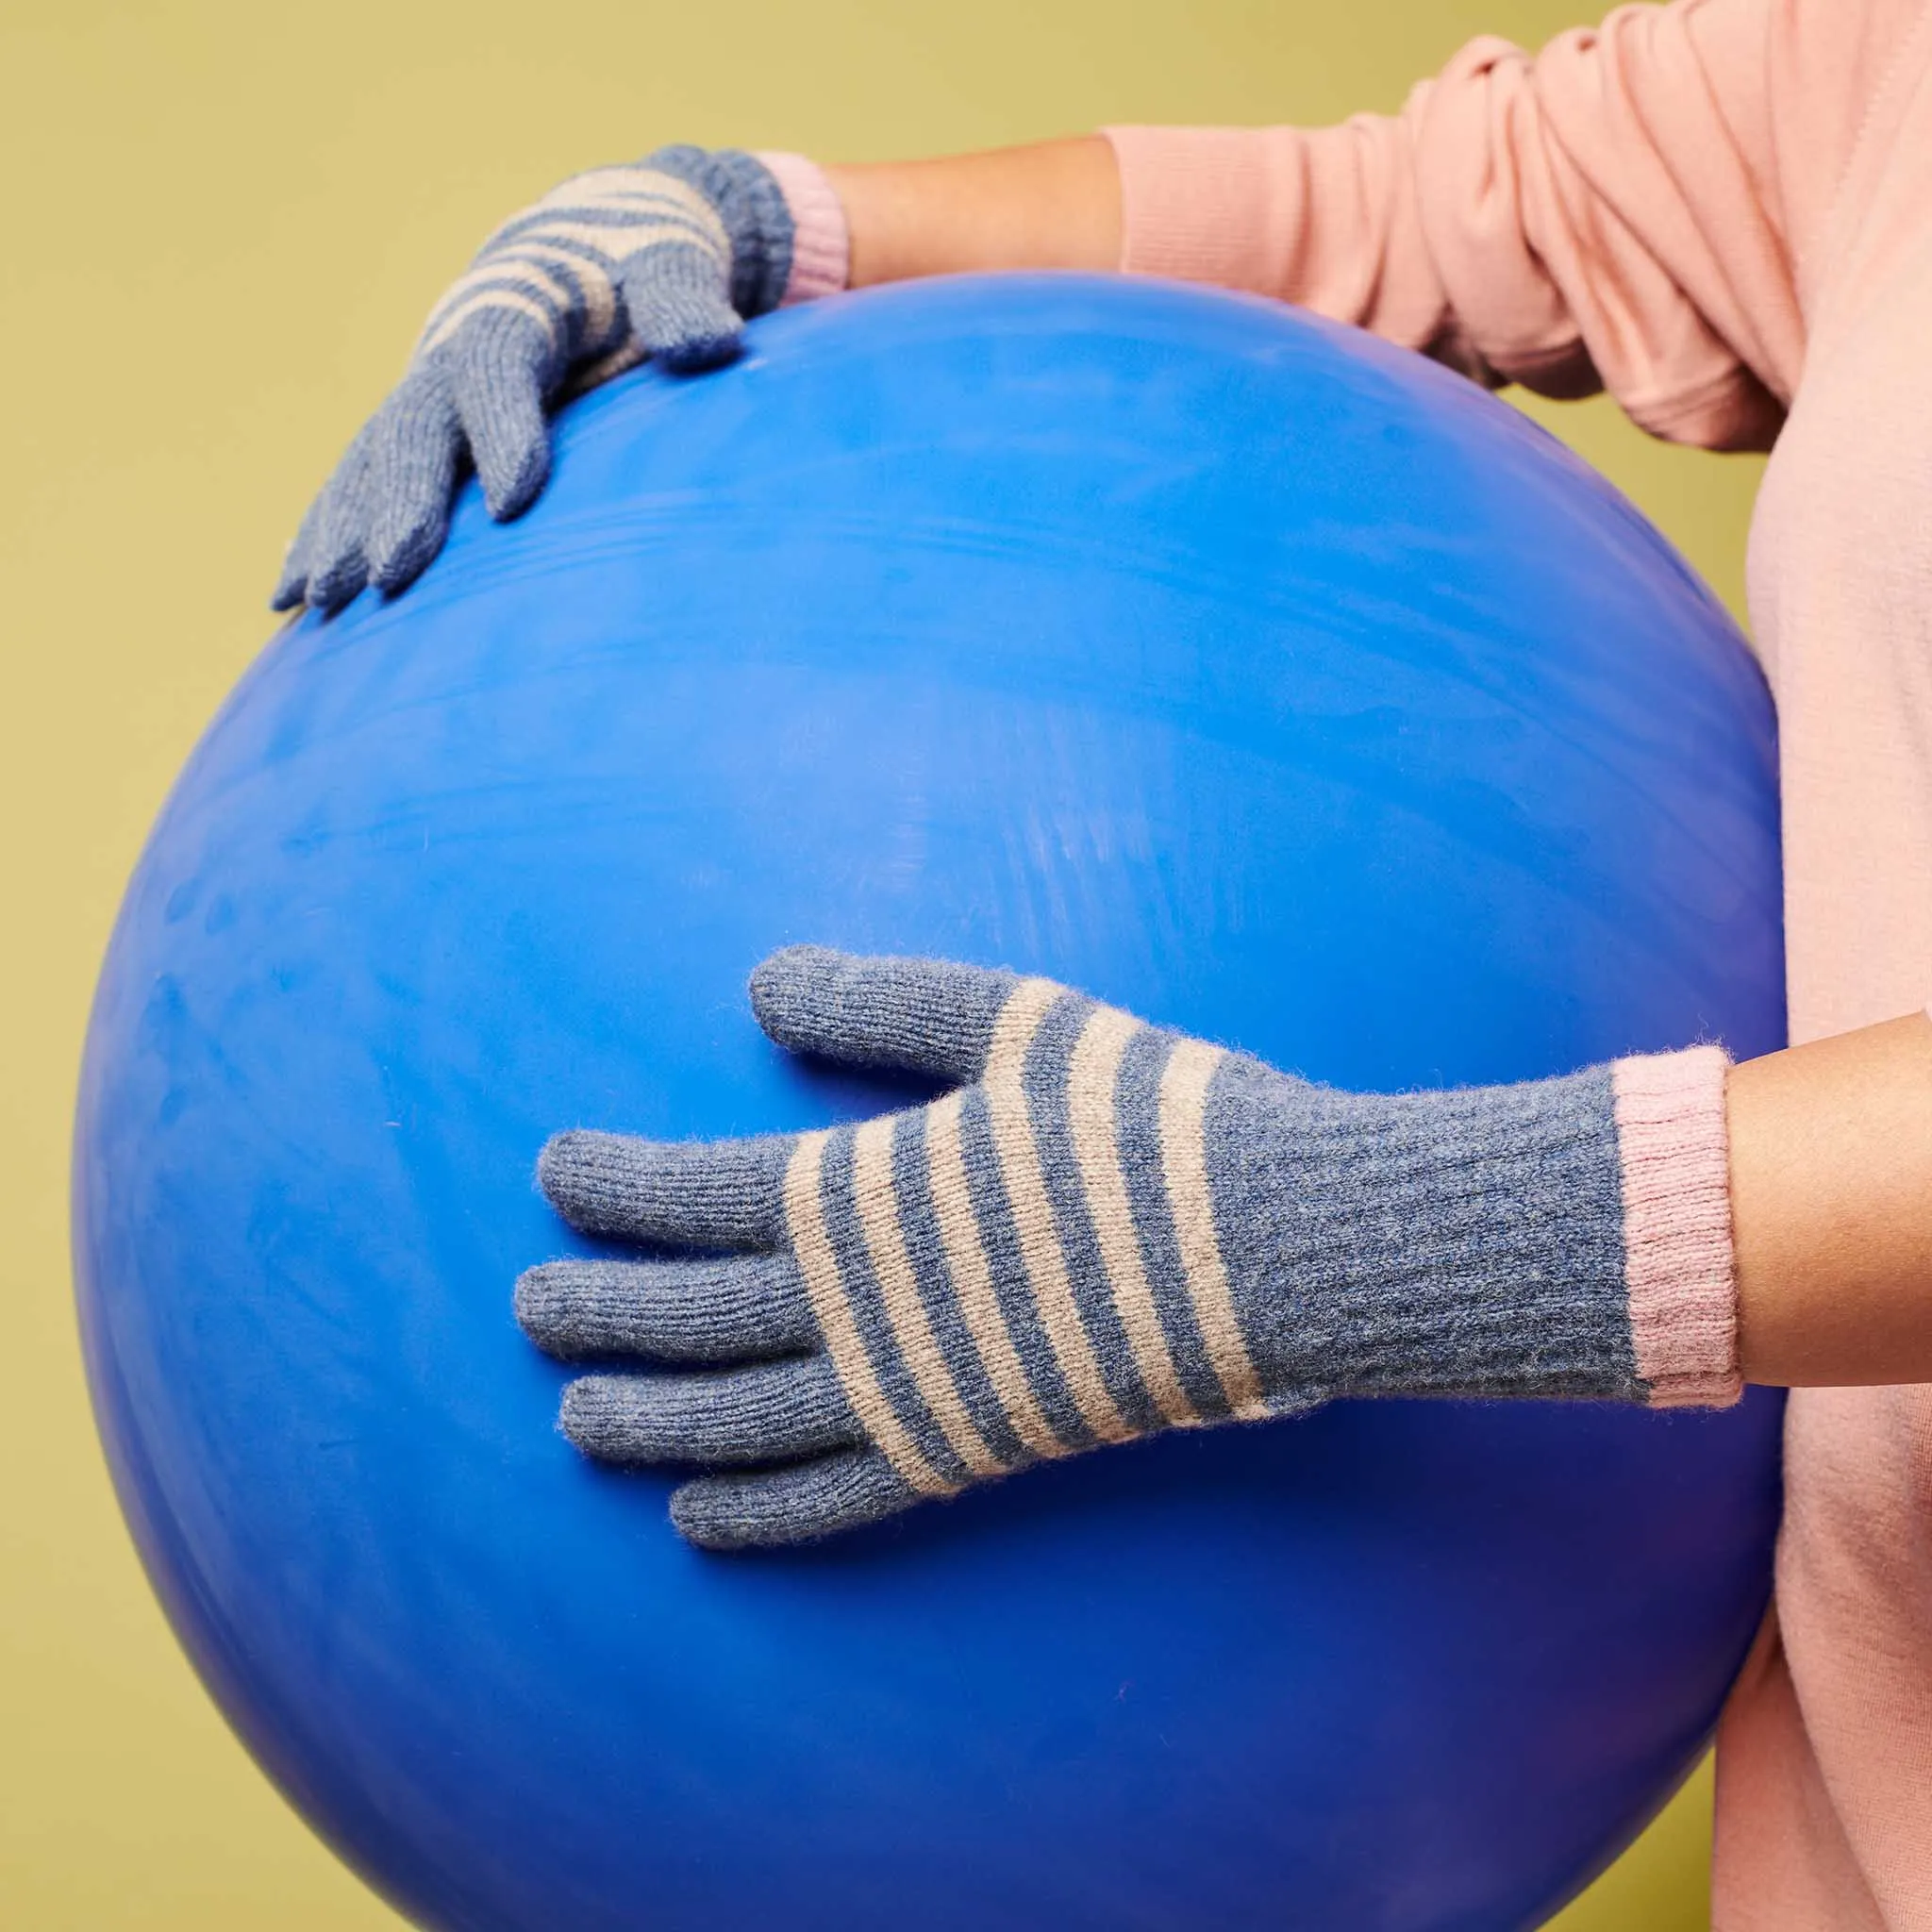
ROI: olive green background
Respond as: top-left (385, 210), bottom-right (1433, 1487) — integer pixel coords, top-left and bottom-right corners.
top-left (0, 3), bottom-right (1764, 1924)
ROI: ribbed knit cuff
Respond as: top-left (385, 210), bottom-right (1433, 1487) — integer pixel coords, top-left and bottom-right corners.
top-left (1611, 1045), bottom-right (1740, 1407)
top-left (1100, 125), bottom-right (1305, 293)
top-left (755, 151), bottom-right (849, 305)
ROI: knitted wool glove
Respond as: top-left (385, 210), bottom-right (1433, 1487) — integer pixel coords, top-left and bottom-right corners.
top-left (518, 947), bottom-right (1740, 1550)
top-left (274, 146), bottom-right (846, 612)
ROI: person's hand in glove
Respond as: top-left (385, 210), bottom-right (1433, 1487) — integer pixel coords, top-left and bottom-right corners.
top-left (516, 945), bottom-right (1740, 1550)
top-left (273, 147), bottom-right (847, 612)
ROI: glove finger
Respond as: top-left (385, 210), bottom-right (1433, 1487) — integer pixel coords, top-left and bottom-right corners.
top-left (366, 371), bottom-right (464, 595)
top-left (270, 490), bottom-right (325, 610)
top-left (446, 317), bottom-right (555, 522)
top-left (669, 1449), bottom-right (925, 1551)
top-left (538, 1128), bottom-right (793, 1250)
top-left (749, 945), bottom-right (1053, 1081)
top-left (620, 251), bottom-right (743, 373)
top-left (515, 1253), bottom-right (815, 1364)
top-left (558, 1357), bottom-right (860, 1467)
top-left (302, 421), bottom-right (380, 613)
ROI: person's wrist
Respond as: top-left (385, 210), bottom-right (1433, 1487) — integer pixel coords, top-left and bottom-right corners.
top-left (755, 152), bottom-right (850, 304)
top-left (1612, 1045), bottom-right (1740, 1407)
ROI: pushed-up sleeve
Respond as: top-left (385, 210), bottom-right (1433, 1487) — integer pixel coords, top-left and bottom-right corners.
top-left (1107, 0), bottom-right (1905, 452)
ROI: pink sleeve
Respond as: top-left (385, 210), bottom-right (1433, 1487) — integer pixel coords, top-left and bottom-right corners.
top-left (1106, 0), bottom-right (1913, 453)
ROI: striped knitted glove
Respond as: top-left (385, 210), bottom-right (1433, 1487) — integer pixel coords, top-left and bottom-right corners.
top-left (517, 947), bottom-right (1740, 1550)
top-left (274, 147), bottom-right (844, 613)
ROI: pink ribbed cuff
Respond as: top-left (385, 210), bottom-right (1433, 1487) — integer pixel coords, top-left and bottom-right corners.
top-left (1101, 124), bottom-right (1306, 294)
top-left (1612, 1045), bottom-right (1740, 1408)
top-left (757, 151), bottom-right (849, 305)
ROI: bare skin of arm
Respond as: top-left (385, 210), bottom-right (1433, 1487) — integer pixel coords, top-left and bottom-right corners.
top-left (1730, 1014), bottom-right (1932, 1388)
top-left (824, 137), bottom-right (1123, 286)
top-left (833, 137), bottom-right (1932, 1396)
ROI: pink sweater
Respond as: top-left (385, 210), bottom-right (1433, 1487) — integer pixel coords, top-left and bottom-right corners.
top-left (1104, 0), bottom-right (1932, 1920)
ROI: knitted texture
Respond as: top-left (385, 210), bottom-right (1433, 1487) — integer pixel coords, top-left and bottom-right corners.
top-left (274, 146), bottom-right (796, 612)
top-left (1102, 125), bottom-right (1310, 293)
top-left (1612, 1045), bottom-right (1740, 1405)
top-left (755, 152), bottom-right (850, 303)
top-left (519, 946), bottom-right (1740, 1550)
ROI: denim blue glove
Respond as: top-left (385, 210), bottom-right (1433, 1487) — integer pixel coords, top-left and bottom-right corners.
top-left (517, 947), bottom-right (1738, 1549)
top-left (274, 146), bottom-right (793, 612)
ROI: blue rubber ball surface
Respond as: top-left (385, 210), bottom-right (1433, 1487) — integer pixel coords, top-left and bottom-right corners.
top-left (75, 275), bottom-right (1785, 1931)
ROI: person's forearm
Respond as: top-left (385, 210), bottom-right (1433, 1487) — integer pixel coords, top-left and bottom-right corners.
top-left (823, 137), bottom-right (1122, 288)
top-left (1731, 1012), bottom-right (1932, 1387)
top-left (808, 137), bottom-right (1932, 1404)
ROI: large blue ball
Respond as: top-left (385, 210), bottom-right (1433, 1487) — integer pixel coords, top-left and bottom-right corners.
top-left (75, 275), bottom-right (1784, 1931)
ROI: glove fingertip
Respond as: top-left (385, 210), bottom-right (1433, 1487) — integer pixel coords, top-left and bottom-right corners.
top-left (512, 1262), bottom-right (565, 1346)
top-left (747, 946), bottom-right (1019, 1081)
top-left (306, 556), bottom-right (369, 616)
top-left (477, 433), bottom-right (549, 523)
top-left (670, 1451), bottom-right (924, 1552)
top-left (272, 516), bottom-right (320, 610)
top-left (748, 940), bottom-right (846, 995)
top-left (629, 274), bottom-right (745, 373)
top-left (746, 945), bottom-right (854, 1050)
top-left (372, 549), bottom-right (431, 599)
top-left (658, 327), bottom-right (744, 375)
top-left (370, 512), bottom-right (447, 597)
top-left (536, 1128), bottom-right (603, 1208)
top-left (558, 1375), bottom-right (647, 1462)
